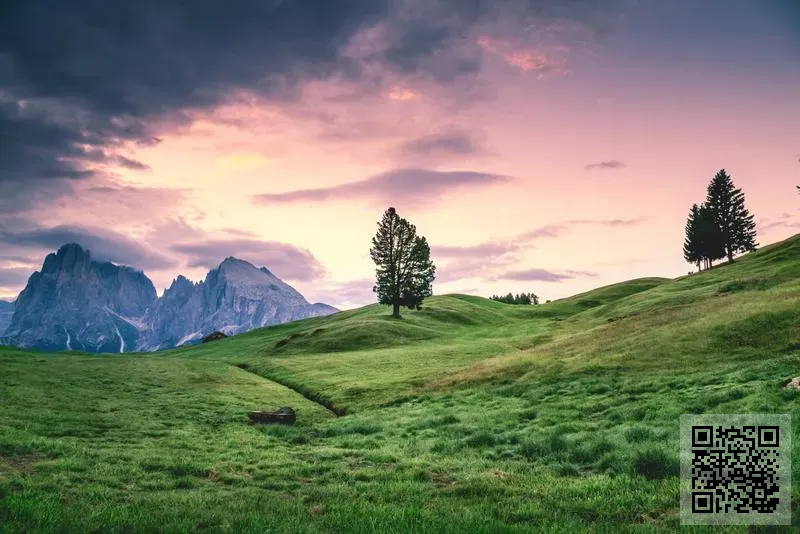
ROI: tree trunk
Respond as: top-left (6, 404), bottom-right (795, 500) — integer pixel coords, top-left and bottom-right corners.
top-left (392, 301), bottom-right (400, 318)
top-left (727, 247), bottom-right (734, 263)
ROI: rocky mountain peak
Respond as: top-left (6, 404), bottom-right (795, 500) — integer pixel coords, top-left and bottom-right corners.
top-left (42, 243), bottom-right (91, 274)
top-left (218, 256), bottom-right (257, 273)
top-left (6, 243), bottom-right (158, 352)
top-left (166, 274), bottom-right (195, 291)
top-left (211, 257), bottom-right (285, 291)
top-left (4, 244), bottom-right (338, 352)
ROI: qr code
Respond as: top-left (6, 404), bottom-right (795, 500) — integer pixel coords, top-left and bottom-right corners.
top-left (680, 414), bottom-right (791, 525)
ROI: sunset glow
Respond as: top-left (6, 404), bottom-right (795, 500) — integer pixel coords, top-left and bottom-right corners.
top-left (1, 0), bottom-right (798, 309)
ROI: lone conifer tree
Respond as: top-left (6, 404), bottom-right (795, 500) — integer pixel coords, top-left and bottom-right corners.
top-left (370, 207), bottom-right (436, 318)
top-left (705, 169), bottom-right (757, 262)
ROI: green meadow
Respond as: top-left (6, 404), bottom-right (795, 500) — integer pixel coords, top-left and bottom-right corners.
top-left (1, 234), bottom-right (800, 532)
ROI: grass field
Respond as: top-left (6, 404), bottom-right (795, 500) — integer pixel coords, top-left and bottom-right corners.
top-left (1, 234), bottom-right (800, 532)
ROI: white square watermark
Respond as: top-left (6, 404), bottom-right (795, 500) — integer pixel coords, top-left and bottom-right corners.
top-left (680, 414), bottom-right (791, 525)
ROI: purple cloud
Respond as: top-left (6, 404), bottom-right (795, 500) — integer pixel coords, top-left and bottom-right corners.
top-left (565, 217), bottom-right (646, 227)
top-left (252, 168), bottom-right (511, 206)
top-left (584, 160), bottom-right (626, 170)
top-left (392, 128), bottom-right (487, 164)
top-left (757, 213), bottom-right (800, 233)
top-left (494, 268), bottom-right (598, 282)
top-left (171, 239), bottom-right (326, 282)
top-left (515, 224), bottom-right (569, 241)
top-left (432, 242), bottom-right (520, 259)
top-left (0, 223), bottom-right (176, 271)
top-left (0, 267), bottom-right (35, 288)
top-left (429, 216), bottom-right (646, 283)
top-left (435, 257), bottom-right (520, 283)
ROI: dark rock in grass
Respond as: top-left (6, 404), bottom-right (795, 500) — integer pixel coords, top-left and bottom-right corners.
top-left (248, 407), bottom-right (296, 424)
top-left (202, 331), bottom-right (228, 343)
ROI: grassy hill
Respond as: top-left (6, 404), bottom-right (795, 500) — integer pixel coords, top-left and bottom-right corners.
top-left (1, 234), bottom-right (799, 532)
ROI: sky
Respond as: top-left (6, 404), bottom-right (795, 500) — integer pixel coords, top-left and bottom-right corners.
top-left (0, 0), bottom-right (798, 309)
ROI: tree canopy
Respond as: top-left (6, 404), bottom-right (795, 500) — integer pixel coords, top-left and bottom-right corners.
top-left (704, 169), bottom-right (757, 262)
top-left (370, 207), bottom-right (436, 318)
top-left (683, 169), bottom-right (757, 270)
top-left (490, 292), bottom-right (539, 305)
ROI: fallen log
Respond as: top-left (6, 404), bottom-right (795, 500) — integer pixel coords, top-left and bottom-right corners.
top-left (247, 406), bottom-right (296, 425)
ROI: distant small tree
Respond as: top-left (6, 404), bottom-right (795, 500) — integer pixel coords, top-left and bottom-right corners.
top-left (490, 292), bottom-right (538, 305)
top-left (705, 169), bottom-right (757, 262)
top-left (370, 207), bottom-right (436, 318)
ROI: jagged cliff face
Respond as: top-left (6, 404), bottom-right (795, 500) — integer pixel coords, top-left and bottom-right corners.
top-left (5, 244), bottom-right (157, 352)
top-left (146, 258), bottom-right (337, 349)
top-left (145, 275), bottom-right (206, 350)
top-left (5, 244), bottom-right (338, 352)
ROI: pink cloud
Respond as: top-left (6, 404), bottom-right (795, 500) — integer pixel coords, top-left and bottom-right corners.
top-left (476, 35), bottom-right (567, 76)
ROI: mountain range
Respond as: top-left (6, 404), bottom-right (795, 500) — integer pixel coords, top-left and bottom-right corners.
top-left (1, 243), bottom-right (337, 352)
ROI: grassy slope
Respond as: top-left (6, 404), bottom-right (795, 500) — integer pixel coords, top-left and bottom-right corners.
top-left (1, 234), bottom-right (800, 532)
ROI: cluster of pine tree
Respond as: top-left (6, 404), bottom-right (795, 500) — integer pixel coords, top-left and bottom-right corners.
top-left (490, 292), bottom-right (539, 305)
top-left (683, 169), bottom-right (758, 271)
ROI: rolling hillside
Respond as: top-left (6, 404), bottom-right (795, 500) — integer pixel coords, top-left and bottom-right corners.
top-left (1, 233), bottom-right (799, 532)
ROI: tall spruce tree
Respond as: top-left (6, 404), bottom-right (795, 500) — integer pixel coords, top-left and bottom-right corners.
top-left (370, 207), bottom-right (436, 318)
top-left (683, 204), bottom-right (702, 271)
top-left (705, 169), bottom-right (758, 262)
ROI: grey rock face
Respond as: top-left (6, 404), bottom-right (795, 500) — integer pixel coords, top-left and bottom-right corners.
top-left (5, 244), bottom-right (157, 352)
top-left (0, 300), bottom-right (14, 336)
top-left (6, 244), bottom-right (338, 352)
top-left (146, 258), bottom-right (337, 349)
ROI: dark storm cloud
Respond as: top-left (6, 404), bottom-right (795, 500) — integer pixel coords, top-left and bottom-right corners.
top-left (0, 0), bottom-right (392, 210)
top-left (252, 168), bottom-right (511, 205)
top-left (171, 239), bottom-right (326, 282)
top-left (584, 160), bottom-right (626, 170)
top-left (1, 0), bottom-right (636, 211)
top-left (0, 224), bottom-right (176, 271)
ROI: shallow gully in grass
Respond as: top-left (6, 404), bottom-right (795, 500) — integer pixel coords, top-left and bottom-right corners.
top-left (234, 363), bottom-right (346, 417)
